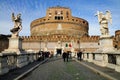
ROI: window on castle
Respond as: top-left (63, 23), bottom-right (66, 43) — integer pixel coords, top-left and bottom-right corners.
top-left (66, 11), bottom-right (69, 15)
top-left (61, 16), bottom-right (63, 20)
top-left (55, 11), bottom-right (57, 15)
top-left (55, 16), bottom-right (57, 20)
top-left (58, 16), bottom-right (60, 20)
top-left (49, 13), bottom-right (52, 15)
top-left (66, 15), bottom-right (69, 18)
top-left (43, 19), bottom-right (46, 21)
top-left (83, 21), bottom-right (85, 23)
top-left (55, 16), bottom-right (63, 20)
top-left (61, 11), bottom-right (63, 14)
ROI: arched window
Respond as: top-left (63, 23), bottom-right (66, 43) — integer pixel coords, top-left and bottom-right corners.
top-left (55, 16), bottom-right (63, 20)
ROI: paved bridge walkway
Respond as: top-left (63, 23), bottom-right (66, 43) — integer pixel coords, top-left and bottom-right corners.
top-left (0, 57), bottom-right (120, 80)
top-left (21, 57), bottom-right (107, 80)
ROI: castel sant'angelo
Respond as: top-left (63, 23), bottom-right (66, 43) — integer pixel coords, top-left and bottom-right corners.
top-left (21, 6), bottom-right (120, 54)
top-left (1, 6), bottom-right (120, 54)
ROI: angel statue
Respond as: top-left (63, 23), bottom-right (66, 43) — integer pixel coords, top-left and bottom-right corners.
top-left (10, 13), bottom-right (22, 37)
top-left (96, 10), bottom-right (112, 36)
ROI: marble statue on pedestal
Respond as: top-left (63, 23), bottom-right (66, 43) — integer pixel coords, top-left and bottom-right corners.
top-left (96, 10), bottom-right (112, 36)
top-left (2, 13), bottom-right (23, 54)
top-left (95, 10), bottom-right (114, 53)
top-left (10, 13), bottom-right (22, 38)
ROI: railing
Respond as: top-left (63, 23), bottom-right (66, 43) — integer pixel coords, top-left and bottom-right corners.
top-left (0, 52), bottom-right (40, 75)
top-left (82, 52), bottom-right (120, 72)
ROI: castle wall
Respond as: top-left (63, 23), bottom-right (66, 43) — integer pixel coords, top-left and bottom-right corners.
top-left (21, 35), bottom-right (100, 54)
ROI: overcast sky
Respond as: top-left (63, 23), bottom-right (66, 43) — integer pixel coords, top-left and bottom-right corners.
top-left (0, 0), bottom-right (120, 36)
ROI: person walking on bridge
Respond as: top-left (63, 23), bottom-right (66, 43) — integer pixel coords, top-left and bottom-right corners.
top-left (62, 51), bottom-right (69, 62)
top-left (62, 51), bottom-right (67, 62)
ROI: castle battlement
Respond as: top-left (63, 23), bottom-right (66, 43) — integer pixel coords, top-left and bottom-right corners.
top-left (20, 35), bottom-right (100, 43)
top-left (81, 36), bottom-right (99, 42)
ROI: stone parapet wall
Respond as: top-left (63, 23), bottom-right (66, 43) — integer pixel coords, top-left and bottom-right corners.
top-left (83, 52), bottom-right (120, 72)
top-left (0, 52), bottom-right (40, 75)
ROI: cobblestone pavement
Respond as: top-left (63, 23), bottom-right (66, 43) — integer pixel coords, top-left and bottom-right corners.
top-left (22, 57), bottom-right (107, 80)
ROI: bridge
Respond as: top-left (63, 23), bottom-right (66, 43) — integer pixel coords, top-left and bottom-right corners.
top-left (0, 55), bottom-right (120, 80)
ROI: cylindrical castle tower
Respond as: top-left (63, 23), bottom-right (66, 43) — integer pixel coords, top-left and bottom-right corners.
top-left (30, 6), bottom-right (89, 37)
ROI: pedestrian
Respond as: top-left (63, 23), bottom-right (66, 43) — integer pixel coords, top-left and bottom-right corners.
top-left (79, 51), bottom-right (82, 61)
top-left (77, 51), bottom-right (82, 61)
top-left (66, 51), bottom-right (69, 62)
top-left (77, 51), bottom-right (80, 60)
top-left (62, 51), bottom-right (66, 62)
top-left (42, 51), bottom-right (45, 60)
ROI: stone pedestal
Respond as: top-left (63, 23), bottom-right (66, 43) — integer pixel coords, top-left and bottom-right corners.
top-left (93, 36), bottom-right (114, 66)
top-left (99, 36), bottom-right (114, 53)
top-left (3, 37), bottom-right (22, 54)
top-left (95, 35), bottom-right (114, 53)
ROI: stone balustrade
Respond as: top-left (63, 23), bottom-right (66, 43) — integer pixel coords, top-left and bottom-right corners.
top-left (82, 52), bottom-right (120, 72)
top-left (0, 52), bottom-right (40, 75)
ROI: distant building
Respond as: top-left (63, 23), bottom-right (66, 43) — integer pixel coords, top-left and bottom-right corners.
top-left (115, 30), bottom-right (120, 49)
top-left (0, 34), bottom-right (11, 52)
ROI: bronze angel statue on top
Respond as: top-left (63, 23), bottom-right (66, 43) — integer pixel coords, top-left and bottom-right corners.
top-left (10, 13), bottom-right (22, 37)
top-left (96, 10), bottom-right (112, 36)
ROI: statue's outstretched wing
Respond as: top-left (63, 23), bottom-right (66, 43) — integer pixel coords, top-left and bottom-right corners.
top-left (11, 13), bottom-right (15, 22)
top-left (106, 10), bottom-right (112, 24)
top-left (96, 11), bottom-right (102, 23)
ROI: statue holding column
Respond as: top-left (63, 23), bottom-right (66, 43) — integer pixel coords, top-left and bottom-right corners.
top-left (10, 13), bottom-right (22, 37)
top-left (96, 10), bottom-right (112, 36)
